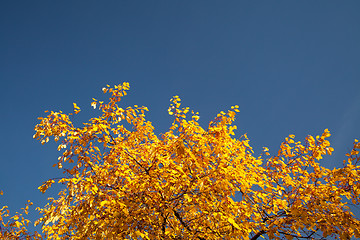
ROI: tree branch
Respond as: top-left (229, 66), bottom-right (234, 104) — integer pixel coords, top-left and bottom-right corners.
top-left (251, 230), bottom-right (266, 240)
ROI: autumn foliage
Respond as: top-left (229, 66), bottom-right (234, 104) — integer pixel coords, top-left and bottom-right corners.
top-left (1, 82), bottom-right (360, 239)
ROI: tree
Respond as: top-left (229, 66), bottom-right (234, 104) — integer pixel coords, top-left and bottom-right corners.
top-left (1, 82), bottom-right (360, 239)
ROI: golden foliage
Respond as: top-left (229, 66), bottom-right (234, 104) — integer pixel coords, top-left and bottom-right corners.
top-left (1, 82), bottom-right (360, 239)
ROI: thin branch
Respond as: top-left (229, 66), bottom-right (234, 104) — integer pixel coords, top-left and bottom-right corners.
top-left (251, 230), bottom-right (266, 240)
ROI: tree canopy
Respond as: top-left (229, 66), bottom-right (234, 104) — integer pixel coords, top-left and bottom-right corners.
top-left (1, 82), bottom-right (360, 239)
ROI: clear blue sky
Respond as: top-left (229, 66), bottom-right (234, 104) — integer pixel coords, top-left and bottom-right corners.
top-left (1, 0), bottom-right (360, 232)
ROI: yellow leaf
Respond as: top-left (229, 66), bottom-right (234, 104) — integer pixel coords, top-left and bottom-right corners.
top-left (73, 103), bottom-right (81, 114)
top-left (15, 221), bottom-right (22, 228)
top-left (91, 102), bottom-right (96, 109)
top-left (100, 201), bottom-right (109, 207)
top-left (91, 185), bottom-right (98, 194)
top-left (73, 103), bottom-right (80, 109)
top-left (228, 217), bottom-right (241, 230)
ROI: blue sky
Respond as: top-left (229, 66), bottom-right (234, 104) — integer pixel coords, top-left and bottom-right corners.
top-left (1, 0), bottom-right (360, 232)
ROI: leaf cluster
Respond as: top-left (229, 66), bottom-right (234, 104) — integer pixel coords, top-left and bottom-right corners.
top-left (1, 83), bottom-right (360, 239)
